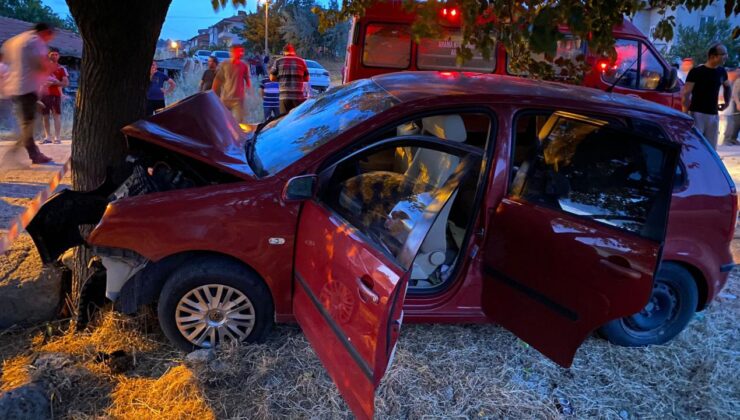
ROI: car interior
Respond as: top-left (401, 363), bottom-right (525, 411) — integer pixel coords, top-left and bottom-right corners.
top-left (322, 113), bottom-right (490, 291)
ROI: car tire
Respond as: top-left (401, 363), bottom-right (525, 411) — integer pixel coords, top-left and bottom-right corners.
top-left (157, 256), bottom-right (274, 351)
top-left (598, 263), bottom-right (698, 347)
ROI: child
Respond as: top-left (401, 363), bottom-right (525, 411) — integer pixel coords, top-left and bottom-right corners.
top-left (260, 76), bottom-right (280, 121)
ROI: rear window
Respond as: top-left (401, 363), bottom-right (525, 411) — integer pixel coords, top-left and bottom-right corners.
top-left (196, 51), bottom-right (211, 56)
top-left (417, 28), bottom-right (495, 72)
top-left (305, 60), bottom-right (322, 69)
top-left (214, 51), bottom-right (229, 59)
top-left (363, 23), bottom-right (411, 69)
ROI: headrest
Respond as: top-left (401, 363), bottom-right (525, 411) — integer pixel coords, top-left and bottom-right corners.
top-left (422, 115), bottom-right (467, 142)
top-left (397, 121), bottom-right (419, 137)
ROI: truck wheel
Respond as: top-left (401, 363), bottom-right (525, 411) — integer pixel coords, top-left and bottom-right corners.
top-left (599, 263), bottom-right (698, 347)
top-left (157, 256), bottom-right (274, 351)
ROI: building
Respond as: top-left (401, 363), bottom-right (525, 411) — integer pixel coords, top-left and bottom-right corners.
top-left (207, 11), bottom-right (246, 47)
top-left (184, 29), bottom-right (210, 54)
top-left (631, 1), bottom-right (740, 52)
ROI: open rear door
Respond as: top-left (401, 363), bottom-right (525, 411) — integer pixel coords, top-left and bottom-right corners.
top-left (293, 140), bottom-right (479, 418)
top-left (482, 112), bottom-right (678, 367)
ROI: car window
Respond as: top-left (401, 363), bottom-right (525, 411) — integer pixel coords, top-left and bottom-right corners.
top-left (639, 45), bottom-right (666, 90)
top-left (417, 28), bottom-right (495, 72)
top-left (319, 143), bottom-right (471, 268)
top-left (253, 79), bottom-right (400, 176)
top-left (602, 39), bottom-right (639, 90)
top-left (305, 60), bottom-right (322, 69)
top-left (510, 113), bottom-right (675, 241)
top-left (363, 23), bottom-right (411, 69)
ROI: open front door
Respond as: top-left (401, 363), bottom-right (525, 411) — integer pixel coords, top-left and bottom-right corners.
top-left (483, 112), bottom-right (678, 367)
top-left (293, 138), bottom-right (480, 419)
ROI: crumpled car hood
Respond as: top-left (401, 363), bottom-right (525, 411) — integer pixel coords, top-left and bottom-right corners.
top-left (122, 91), bottom-right (256, 179)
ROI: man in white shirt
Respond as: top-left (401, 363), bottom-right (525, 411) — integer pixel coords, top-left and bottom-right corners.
top-left (1, 22), bottom-right (55, 164)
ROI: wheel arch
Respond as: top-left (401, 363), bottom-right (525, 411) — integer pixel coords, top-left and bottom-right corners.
top-left (117, 250), bottom-right (270, 314)
top-left (661, 259), bottom-right (708, 311)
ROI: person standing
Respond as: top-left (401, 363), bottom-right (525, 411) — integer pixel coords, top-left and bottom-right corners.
top-left (681, 44), bottom-right (731, 149)
top-left (212, 45), bottom-right (251, 123)
top-left (720, 69), bottom-right (740, 145)
top-left (269, 44), bottom-right (309, 114)
top-left (39, 48), bottom-right (68, 144)
top-left (677, 58), bottom-right (694, 83)
top-left (146, 61), bottom-right (176, 116)
top-left (260, 76), bottom-right (279, 121)
top-left (1, 22), bottom-right (55, 164)
top-left (199, 56), bottom-right (218, 91)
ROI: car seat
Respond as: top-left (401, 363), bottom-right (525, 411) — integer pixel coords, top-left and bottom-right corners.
top-left (407, 115), bottom-right (468, 284)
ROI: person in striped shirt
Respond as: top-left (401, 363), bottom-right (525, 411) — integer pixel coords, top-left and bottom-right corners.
top-left (269, 44), bottom-right (309, 114)
top-left (260, 77), bottom-right (280, 121)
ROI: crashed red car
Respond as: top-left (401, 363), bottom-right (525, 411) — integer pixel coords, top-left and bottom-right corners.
top-left (28, 72), bottom-right (736, 419)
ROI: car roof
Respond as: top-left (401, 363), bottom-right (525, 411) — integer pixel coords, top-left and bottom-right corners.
top-left (371, 72), bottom-right (690, 121)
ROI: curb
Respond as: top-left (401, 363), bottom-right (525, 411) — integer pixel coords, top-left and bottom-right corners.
top-left (0, 158), bottom-right (72, 255)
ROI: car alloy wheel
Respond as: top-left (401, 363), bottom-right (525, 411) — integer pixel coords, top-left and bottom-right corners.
top-left (175, 284), bottom-right (256, 348)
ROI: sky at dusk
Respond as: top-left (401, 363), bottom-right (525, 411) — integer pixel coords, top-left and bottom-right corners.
top-left (42, 0), bottom-right (258, 41)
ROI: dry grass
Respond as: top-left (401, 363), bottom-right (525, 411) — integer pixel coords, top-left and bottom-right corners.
top-left (109, 365), bottom-right (215, 420)
top-left (0, 269), bottom-right (736, 419)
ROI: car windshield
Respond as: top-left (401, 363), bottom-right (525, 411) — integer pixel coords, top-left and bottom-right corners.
top-left (196, 51), bottom-right (210, 56)
top-left (305, 60), bottom-right (322, 69)
top-left (214, 52), bottom-right (229, 58)
top-left (251, 78), bottom-right (399, 176)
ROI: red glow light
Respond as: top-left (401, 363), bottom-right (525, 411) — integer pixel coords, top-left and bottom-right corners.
top-left (450, 9), bottom-right (457, 16)
top-left (442, 8), bottom-right (448, 15)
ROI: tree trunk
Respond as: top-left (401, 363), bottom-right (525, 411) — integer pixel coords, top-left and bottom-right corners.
top-left (67, 0), bottom-right (171, 190)
top-left (65, 0), bottom-right (171, 314)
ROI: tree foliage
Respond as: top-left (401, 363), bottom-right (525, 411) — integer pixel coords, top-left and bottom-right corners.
top-left (238, 0), bottom-right (349, 57)
top-left (668, 20), bottom-right (740, 66)
top-left (315, 0), bottom-right (740, 80)
top-left (0, 0), bottom-right (78, 32)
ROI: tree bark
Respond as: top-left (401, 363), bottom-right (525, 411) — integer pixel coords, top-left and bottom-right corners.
top-left (65, 0), bottom-right (172, 313)
top-left (67, 0), bottom-right (172, 190)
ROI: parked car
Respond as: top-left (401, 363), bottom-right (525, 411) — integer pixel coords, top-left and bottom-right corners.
top-left (193, 50), bottom-right (212, 65)
top-left (27, 72), bottom-right (736, 419)
top-left (211, 50), bottom-right (230, 62)
top-left (304, 59), bottom-right (331, 92)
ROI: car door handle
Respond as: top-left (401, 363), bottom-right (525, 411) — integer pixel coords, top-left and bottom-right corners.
top-left (599, 258), bottom-right (642, 280)
top-left (357, 277), bottom-right (379, 304)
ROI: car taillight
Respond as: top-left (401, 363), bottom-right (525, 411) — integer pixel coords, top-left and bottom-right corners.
top-left (440, 6), bottom-right (460, 23)
top-left (597, 59), bottom-right (609, 72)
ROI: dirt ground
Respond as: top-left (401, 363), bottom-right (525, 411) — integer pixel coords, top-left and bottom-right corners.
top-left (0, 138), bottom-right (738, 419)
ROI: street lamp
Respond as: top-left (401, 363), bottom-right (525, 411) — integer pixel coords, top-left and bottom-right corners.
top-left (170, 40), bottom-right (179, 58)
top-left (261, 0), bottom-right (270, 54)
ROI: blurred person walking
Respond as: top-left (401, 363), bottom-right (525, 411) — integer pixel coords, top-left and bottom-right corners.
top-left (0, 50), bottom-right (17, 135)
top-left (146, 61), bottom-right (176, 116)
top-left (212, 45), bottom-right (251, 123)
top-left (39, 48), bottom-right (68, 144)
top-left (269, 44), bottom-right (309, 114)
top-left (682, 44), bottom-right (731, 149)
top-left (677, 58), bottom-right (694, 83)
top-left (199, 56), bottom-right (218, 91)
top-left (720, 68), bottom-right (740, 145)
top-left (1, 22), bottom-right (55, 164)
top-left (260, 75), bottom-right (279, 121)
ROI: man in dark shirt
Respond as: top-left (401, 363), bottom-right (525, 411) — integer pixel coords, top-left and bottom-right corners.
top-left (269, 44), bottom-right (309, 114)
top-left (199, 56), bottom-right (217, 91)
top-left (681, 43), bottom-right (731, 149)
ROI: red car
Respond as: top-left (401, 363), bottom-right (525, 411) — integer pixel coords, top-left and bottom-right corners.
top-left (28, 72), bottom-right (735, 419)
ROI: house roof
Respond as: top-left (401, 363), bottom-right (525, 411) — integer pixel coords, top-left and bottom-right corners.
top-left (0, 16), bottom-right (83, 58)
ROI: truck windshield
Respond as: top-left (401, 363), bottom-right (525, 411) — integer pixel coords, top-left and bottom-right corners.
top-left (252, 79), bottom-right (400, 176)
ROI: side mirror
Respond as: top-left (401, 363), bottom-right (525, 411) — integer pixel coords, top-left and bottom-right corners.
top-left (282, 175), bottom-right (317, 201)
top-left (663, 67), bottom-right (678, 91)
